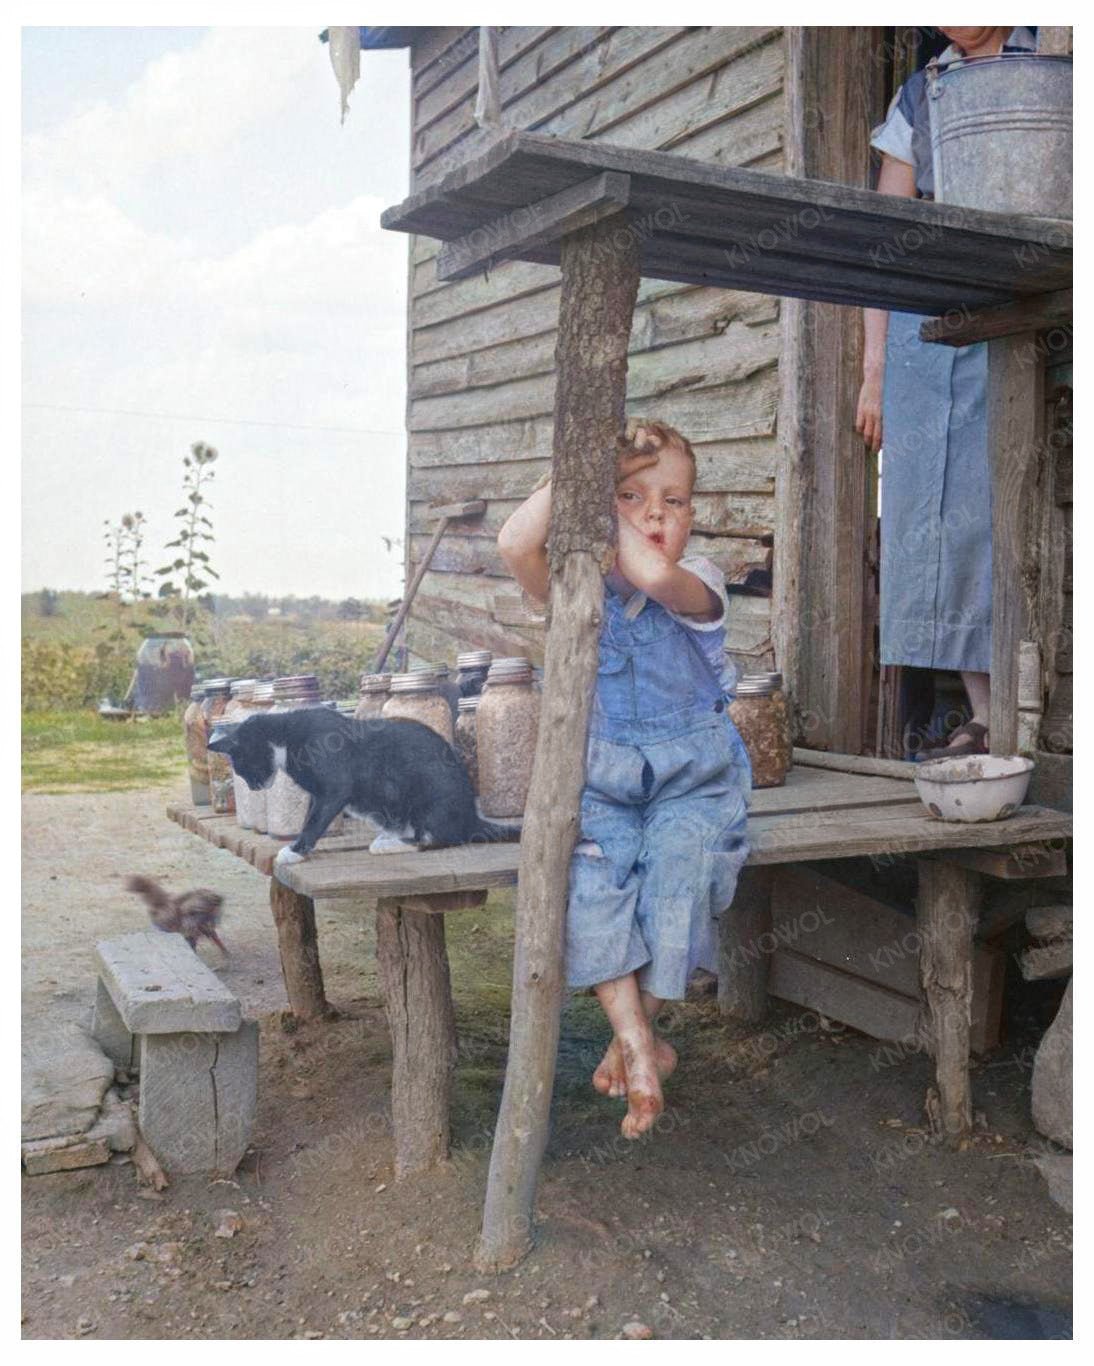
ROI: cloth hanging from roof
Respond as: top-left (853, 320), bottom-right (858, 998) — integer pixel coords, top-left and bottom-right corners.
top-left (474, 26), bottom-right (501, 126)
top-left (327, 25), bottom-right (361, 124)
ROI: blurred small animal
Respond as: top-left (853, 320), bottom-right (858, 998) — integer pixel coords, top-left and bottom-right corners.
top-left (125, 875), bottom-right (227, 956)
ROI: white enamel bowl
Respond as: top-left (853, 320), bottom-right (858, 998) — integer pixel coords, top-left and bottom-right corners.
top-left (913, 754), bottom-right (1035, 823)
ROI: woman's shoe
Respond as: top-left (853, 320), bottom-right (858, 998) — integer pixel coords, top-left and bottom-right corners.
top-left (919, 720), bottom-right (989, 761)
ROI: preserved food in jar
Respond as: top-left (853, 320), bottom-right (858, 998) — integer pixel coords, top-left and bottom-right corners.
top-left (456, 650), bottom-right (492, 698)
top-left (728, 672), bottom-right (792, 789)
top-left (382, 666), bottom-right (454, 744)
top-left (183, 685), bottom-right (209, 805)
top-left (202, 679), bottom-right (236, 813)
top-left (477, 657), bottom-right (540, 818)
top-left (454, 695), bottom-right (481, 794)
top-left (249, 680), bottom-right (276, 833)
top-left (266, 675), bottom-right (321, 839)
top-left (354, 672), bottom-right (392, 720)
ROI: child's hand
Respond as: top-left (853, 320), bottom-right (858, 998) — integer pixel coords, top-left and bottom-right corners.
top-left (616, 420), bottom-right (660, 485)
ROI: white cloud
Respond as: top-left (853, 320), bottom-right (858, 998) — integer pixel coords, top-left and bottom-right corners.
top-left (24, 29), bottom-right (317, 197)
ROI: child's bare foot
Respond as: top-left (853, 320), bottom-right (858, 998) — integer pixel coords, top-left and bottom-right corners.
top-left (593, 1034), bottom-right (677, 1098)
top-left (618, 1033), bottom-right (664, 1139)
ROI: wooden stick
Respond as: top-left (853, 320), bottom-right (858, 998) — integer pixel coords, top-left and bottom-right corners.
top-left (374, 500), bottom-right (486, 671)
top-left (476, 216), bottom-right (641, 1272)
top-left (916, 861), bottom-right (980, 1142)
top-left (791, 747), bottom-right (917, 779)
top-left (132, 1130), bottom-right (169, 1190)
top-left (269, 878), bottom-right (330, 1020)
top-left (376, 900), bottom-right (458, 1178)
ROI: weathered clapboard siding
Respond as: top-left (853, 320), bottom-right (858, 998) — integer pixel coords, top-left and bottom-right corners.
top-left (402, 26), bottom-right (785, 668)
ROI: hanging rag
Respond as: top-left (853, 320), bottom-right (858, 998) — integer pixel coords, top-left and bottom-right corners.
top-left (327, 26), bottom-right (361, 124)
top-left (474, 26), bottom-right (501, 127)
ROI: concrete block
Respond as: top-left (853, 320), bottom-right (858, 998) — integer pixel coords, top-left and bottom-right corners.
top-left (92, 978), bottom-right (136, 1071)
top-left (139, 1022), bottom-right (258, 1175)
top-left (96, 931), bottom-right (240, 1035)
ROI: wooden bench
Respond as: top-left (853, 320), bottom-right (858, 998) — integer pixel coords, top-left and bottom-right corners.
top-left (167, 758), bottom-right (1070, 1172)
top-left (93, 931), bottom-right (258, 1175)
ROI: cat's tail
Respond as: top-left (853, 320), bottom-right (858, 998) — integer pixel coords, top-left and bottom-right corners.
top-left (125, 874), bottom-right (171, 911)
top-left (470, 817), bottom-right (521, 844)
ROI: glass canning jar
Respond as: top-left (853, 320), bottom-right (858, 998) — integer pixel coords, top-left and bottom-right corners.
top-left (382, 666), bottom-right (454, 744)
top-left (456, 650), bottom-right (492, 699)
top-left (265, 675), bottom-right (322, 839)
top-left (202, 679), bottom-right (236, 814)
top-left (354, 672), bottom-right (392, 720)
top-left (183, 684), bottom-right (209, 805)
top-left (476, 657), bottom-right (540, 818)
top-left (454, 695), bottom-right (481, 794)
top-left (728, 672), bottom-right (792, 789)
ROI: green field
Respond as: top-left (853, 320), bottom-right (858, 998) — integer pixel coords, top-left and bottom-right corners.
top-left (22, 590), bottom-right (389, 791)
top-left (22, 710), bottom-right (187, 793)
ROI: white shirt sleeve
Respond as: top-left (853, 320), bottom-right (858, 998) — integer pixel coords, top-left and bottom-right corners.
top-left (870, 87), bottom-right (915, 166)
top-left (666, 555), bottom-right (729, 633)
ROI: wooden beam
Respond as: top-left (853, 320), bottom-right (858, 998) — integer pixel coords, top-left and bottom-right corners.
top-left (775, 27), bottom-right (888, 753)
top-left (929, 843), bottom-right (1068, 881)
top-left (919, 292), bottom-right (1072, 346)
top-left (717, 866), bottom-right (775, 1023)
top-left (437, 171), bottom-right (631, 281)
top-left (988, 332), bottom-right (1044, 754)
top-left (269, 879), bottom-right (330, 1021)
top-left (476, 215), bottom-right (641, 1272)
top-left (376, 900), bottom-right (458, 1177)
top-left (916, 861), bottom-right (980, 1142)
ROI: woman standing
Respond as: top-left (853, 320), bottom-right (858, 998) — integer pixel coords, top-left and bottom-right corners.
top-left (856, 26), bottom-right (1037, 758)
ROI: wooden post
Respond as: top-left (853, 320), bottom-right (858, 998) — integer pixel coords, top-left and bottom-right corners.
top-left (376, 900), bottom-right (458, 1179)
top-left (776, 27), bottom-right (889, 752)
top-left (916, 861), bottom-right (980, 1142)
top-left (269, 878), bottom-right (330, 1020)
top-left (717, 866), bottom-right (775, 1023)
top-left (987, 333), bottom-right (1044, 754)
top-left (476, 217), bottom-right (641, 1271)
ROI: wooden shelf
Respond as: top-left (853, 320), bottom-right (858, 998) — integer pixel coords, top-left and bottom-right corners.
top-left (381, 130), bottom-right (1072, 314)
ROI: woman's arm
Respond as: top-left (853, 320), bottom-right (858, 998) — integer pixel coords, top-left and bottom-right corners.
top-left (497, 481), bottom-right (552, 604)
top-left (856, 154), bottom-right (918, 452)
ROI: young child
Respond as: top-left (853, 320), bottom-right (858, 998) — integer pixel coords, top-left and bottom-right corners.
top-left (497, 419), bottom-right (751, 1139)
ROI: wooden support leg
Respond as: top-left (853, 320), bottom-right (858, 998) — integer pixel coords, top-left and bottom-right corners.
top-left (916, 861), bottom-right (981, 1143)
top-left (376, 900), bottom-right (458, 1180)
top-left (717, 866), bottom-right (775, 1023)
top-left (476, 216), bottom-right (641, 1271)
top-left (269, 877), bottom-right (330, 1020)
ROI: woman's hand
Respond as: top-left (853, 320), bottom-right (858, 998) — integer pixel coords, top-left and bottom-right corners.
top-left (855, 370), bottom-right (884, 452)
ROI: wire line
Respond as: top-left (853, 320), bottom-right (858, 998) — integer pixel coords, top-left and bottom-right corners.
top-left (22, 401), bottom-right (402, 437)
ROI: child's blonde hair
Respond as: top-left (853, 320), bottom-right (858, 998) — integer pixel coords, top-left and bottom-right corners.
top-left (616, 418), bottom-right (697, 490)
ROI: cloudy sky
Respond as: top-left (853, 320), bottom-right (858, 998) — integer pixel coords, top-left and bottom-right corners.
top-left (22, 26), bottom-right (411, 601)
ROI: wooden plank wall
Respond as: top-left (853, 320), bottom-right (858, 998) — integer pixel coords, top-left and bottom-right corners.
top-left (401, 26), bottom-right (786, 668)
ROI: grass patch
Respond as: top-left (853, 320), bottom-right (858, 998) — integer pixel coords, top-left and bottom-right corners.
top-left (22, 710), bottom-right (187, 793)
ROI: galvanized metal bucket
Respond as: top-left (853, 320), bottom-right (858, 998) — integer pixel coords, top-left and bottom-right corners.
top-left (927, 53), bottom-right (1072, 218)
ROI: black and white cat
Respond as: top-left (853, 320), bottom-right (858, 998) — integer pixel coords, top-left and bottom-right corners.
top-left (206, 707), bottom-right (516, 868)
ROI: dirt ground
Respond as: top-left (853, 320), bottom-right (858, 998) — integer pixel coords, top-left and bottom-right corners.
top-left (22, 786), bottom-right (1072, 1340)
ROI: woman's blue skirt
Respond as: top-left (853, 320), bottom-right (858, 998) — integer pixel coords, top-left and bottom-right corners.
top-left (879, 309), bottom-right (992, 673)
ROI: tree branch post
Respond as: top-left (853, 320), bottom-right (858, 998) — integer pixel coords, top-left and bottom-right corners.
top-left (476, 214), bottom-right (640, 1271)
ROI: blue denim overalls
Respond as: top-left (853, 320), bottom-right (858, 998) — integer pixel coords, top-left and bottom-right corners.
top-left (565, 584), bottom-right (752, 998)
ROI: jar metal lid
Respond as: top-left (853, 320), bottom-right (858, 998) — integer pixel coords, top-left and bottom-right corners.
top-left (359, 672), bottom-right (393, 693)
top-left (456, 650), bottom-right (492, 670)
top-left (202, 678), bottom-right (233, 696)
top-left (734, 671), bottom-right (784, 696)
top-left (230, 678), bottom-right (258, 697)
top-left (486, 655), bottom-right (533, 683)
top-left (390, 669), bottom-right (447, 694)
top-left (457, 695), bottom-right (482, 713)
